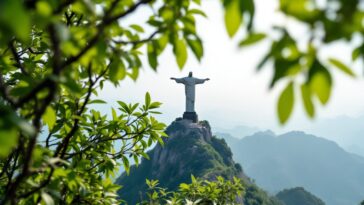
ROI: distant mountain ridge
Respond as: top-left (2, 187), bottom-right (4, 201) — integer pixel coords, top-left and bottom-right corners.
top-left (218, 130), bottom-right (364, 205)
top-left (214, 115), bottom-right (364, 157)
top-left (303, 115), bottom-right (364, 157)
top-left (214, 125), bottom-right (260, 139)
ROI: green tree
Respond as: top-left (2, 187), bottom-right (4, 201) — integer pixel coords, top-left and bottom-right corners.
top-left (0, 0), bottom-right (205, 204)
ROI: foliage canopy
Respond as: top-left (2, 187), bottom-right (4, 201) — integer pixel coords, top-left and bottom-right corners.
top-left (0, 0), bottom-right (206, 203)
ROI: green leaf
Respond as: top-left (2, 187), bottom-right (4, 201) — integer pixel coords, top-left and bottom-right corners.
top-left (128, 67), bottom-right (139, 81)
top-left (112, 108), bottom-right (117, 121)
top-left (277, 82), bottom-right (294, 124)
top-left (279, 0), bottom-right (320, 23)
top-left (157, 136), bottom-right (164, 146)
top-left (300, 84), bottom-right (315, 118)
top-left (149, 102), bottom-right (162, 109)
top-left (42, 106), bottom-right (56, 131)
top-left (186, 37), bottom-right (203, 61)
top-left (193, 0), bottom-right (201, 5)
top-left (174, 39), bottom-right (188, 69)
top-left (122, 156), bottom-right (130, 175)
top-left (308, 61), bottom-right (332, 105)
top-left (89, 99), bottom-right (107, 104)
top-left (36, 1), bottom-right (52, 17)
top-left (191, 175), bottom-right (197, 183)
top-left (352, 46), bottom-right (361, 61)
top-left (130, 24), bottom-right (144, 33)
top-left (117, 101), bottom-right (130, 114)
top-left (147, 42), bottom-right (158, 70)
top-left (145, 92), bottom-right (151, 107)
top-left (179, 183), bottom-right (190, 190)
top-left (160, 7), bottom-right (174, 21)
top-left (328, 58), bottom-right (355, 77)
top-left (188, 9), bottom-right (207, 18)
top-left (310, 71), bottom-right (332, 105)
top-left (157, 34), bottom-right (169, 54)
top-left (239, 33), bottom-right (266, 47)
top-left (141, 152), bottom-right (150, 160)
top-left (257, 53), bottom-right (271, 70)
top-left (224, 0), bottom-right (242, 37)
top-left (0, 128), bottom-right (18, 158)
top-left (41, 192), bottom-right (54, 205)
top-left (109, 59), bottom-right (126, 83)
top-left (240, 0), bottom-right (255, 30)
top-left (133, 154), bottom-right (139, 166)
top-left (0, 0), bottom-right (31, 41)
top-left (63, 76), bottom-right (82, 95)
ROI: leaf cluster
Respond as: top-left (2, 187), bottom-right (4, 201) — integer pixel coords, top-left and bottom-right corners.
top-left (223, 0), bottom-right (361, 124)
top-left (138, 176), bottom-right (244, 205)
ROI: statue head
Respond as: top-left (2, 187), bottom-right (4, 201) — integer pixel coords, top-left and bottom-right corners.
top-left (188, 72), bottom-right (193, 77)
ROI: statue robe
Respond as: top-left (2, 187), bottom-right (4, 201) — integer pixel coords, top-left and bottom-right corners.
top-left (174, 77), bottom-right (207, 112)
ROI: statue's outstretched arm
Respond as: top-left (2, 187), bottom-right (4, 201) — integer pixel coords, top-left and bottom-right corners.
top-left (170, 77), bottom-right (185, 83)
top-left (194, 78), bottom-right (210, 84)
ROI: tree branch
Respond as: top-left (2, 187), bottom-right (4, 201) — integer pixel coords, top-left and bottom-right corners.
top-left (14, 78), bottom-right (53, 108)
top-left (55, 63), bottom-right (99, 158)
top-left (103, 0), bottom-right (153, 25)
top-left (1, 24), bottom-right (62, 205)
top-left (61, 0), bottom-right (152, 69)
top-left (8, 40), bottom-right (28, 75)
top-left (112, 29), bottom-right (161, 45)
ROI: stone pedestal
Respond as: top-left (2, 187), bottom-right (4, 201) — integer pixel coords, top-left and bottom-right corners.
top-left (183, 112), bottom-right (198, 123)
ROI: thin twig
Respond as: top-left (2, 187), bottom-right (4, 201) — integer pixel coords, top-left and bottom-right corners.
top-left (112, 30), bottom-right (161, 45)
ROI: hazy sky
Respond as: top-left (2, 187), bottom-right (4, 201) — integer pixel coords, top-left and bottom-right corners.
top-left (97, 0), bottom-right (364, 142)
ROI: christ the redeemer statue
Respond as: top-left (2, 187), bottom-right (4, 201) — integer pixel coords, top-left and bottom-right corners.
top-left (171, 72), bottom-right (209, 122)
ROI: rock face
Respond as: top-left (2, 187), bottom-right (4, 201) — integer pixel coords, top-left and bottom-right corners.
top-left (149, 120), bottom-right (246, 182)
top-left (116, 120), bottom-right (279, 204)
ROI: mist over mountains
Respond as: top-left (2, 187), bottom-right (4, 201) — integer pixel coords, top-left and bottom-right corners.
top-left (215, 114), bottom-right (364, 157)
top-left (217, 130), bottom-right (364, 205)
top-left (303, 115), bottom-right (364, 157)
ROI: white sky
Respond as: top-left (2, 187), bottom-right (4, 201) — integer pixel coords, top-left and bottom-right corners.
top-left (98, 0), bottom-right (364, 141)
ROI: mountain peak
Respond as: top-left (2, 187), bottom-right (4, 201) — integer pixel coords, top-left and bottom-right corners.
top-left (116, 119), bottom-right (247, 204)
top-left (164, 119), bottom-right (213, 143)
top-left (276, 187), bottom-right (325, 205)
